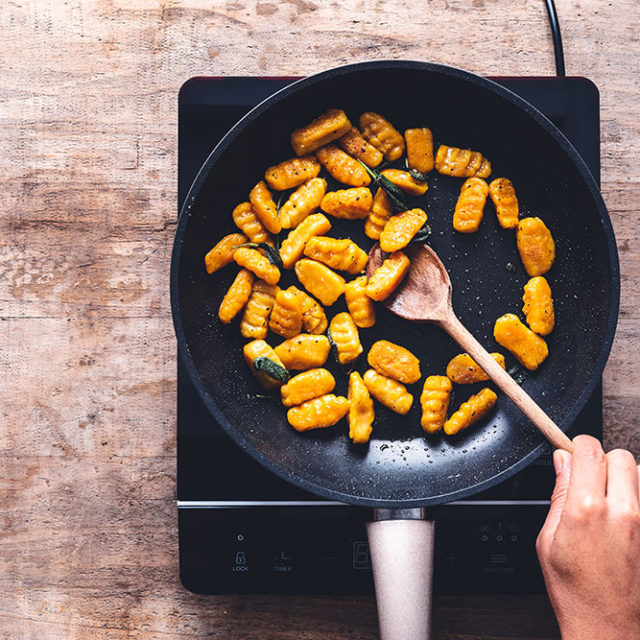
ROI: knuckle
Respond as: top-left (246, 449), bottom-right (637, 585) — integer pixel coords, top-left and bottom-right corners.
top-left (569, 495), bottom-right (606, 521)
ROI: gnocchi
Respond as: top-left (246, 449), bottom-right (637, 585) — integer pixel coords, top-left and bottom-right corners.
top-left (517, 217), bottom-right (556, 276)
top-left (453, 177), bottom-right (489, 234)
top-left (380, 169), bottom-right (428, 196)
top-left (344, 275), bottom-right (376, 328)
top-left (321, 187), bottom-right (373, 220)
top-left (446, 352), bottom-right (506, 384)
top-left (359, 112), bottom-right (405, 161)
top-left (364, 188), bottom-right (393, 240)
top-left (494, 313), bottom-right (549, 371)
top-left (233, 246), bottom-right (280, 285)
top-left (404, 127), bottom-right (434, 175)
top-left (232, 202), bottom-right (274, 246)
top-left (489, 178), bottom-right (519, 229)
top-left (379, 208), bottom-right (428, 252)
top-left (218, 268), bottom-right (254, 324)
top-left (295, 258), bottom-right (346, 306)
top-left (269, 288), bottom-right (303, 338)
top-left (338, 126), bottom-right (383, 168)
top-left (280, 368), bottom-right (336, 407)
top-left (204, 232), bottom-right (248, 274)
top-left (367, 340), bottom-right (421, 384)
top-left (329, 312), bottom-right (363, 365)
top-left (240, 279), bottom-right (279, 340)
top-left (363, 369), bottom-right (413, 415)
top-left (287, 394), bottom-right (350, 431)
top-left (249, 180), bottom-right (281, 234)
top-left (420, 375), bottom-right (452, 434)
top-left (274, 334), bottom-right (331, 370)
top-left (279, 177), bottom-right (327, 229)
top-left (522, 276), bottom-right (555, 336)
top-left (280, 213), bottom-right (332, 269)
top-left (348, 371), bottom-right (375, 444)
top-left (303, 236), bottom-right (368, 274)
top-left (288, 285), bottom-right (328, 334)
top-left (243, 339), bottom-right (288, 391)
top-left (291, 108), bottom-right (352, 156)
top-left (316, 144), bottom-right (371, 187)
top-left (435, 145), bottom-right (491, 178)
top-left (264, 155), bottom-right (321, 191)
top-left (365, 251), bottom-right (410, 301)
top-left (444, 388), bottom-right (498, 436)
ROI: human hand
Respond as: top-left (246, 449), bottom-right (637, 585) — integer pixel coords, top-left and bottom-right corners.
top-left (536, 435), bottom-right (640, 640)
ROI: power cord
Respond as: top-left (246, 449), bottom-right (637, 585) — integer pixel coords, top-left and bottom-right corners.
top-left (544, 0), bottom-right (566, 76)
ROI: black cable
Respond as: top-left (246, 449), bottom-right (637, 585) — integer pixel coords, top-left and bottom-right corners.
top-left (544, 0), bottom-right (566, 76)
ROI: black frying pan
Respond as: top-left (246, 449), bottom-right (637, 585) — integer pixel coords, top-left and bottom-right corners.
top-left (171, 61), bottom-right (619, 637)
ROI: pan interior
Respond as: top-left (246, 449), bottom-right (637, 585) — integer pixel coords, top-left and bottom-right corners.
top-left (174, 64), bottom-right (616, 506)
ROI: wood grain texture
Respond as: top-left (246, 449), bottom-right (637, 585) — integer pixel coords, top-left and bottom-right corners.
top-left (1, 0), bottom-right (639, 637)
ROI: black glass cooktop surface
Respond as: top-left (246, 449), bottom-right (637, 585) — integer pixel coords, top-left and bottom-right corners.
top-left (177, 75), bottom-right (601, 595)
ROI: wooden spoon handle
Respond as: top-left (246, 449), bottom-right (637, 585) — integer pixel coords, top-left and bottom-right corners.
top-left (440, 312), bottom-right (573, 453)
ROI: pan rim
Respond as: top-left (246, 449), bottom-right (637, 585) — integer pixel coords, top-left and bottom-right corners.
top-left (171, 60), bottom-right (620, 508)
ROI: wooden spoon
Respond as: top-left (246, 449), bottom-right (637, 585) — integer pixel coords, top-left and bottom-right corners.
top-left (366, 243), bottom-right (573, 452)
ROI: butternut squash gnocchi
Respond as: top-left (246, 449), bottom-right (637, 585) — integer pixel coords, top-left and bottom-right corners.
top-left (494, 313), bottom-right (549, 371)
top-left (303, 236), bottom-right (368, 274)
top-left (204, 104), bottom-right (561, 443)
top-left (444, 388), bottom-right (498, 436)
top-left (453, 177), bottom-right (489, 234)
top-left (329, 312), bottom-right (363, 364)
top-left (348, 371), bottom-right (375, 444)
top-left (280, 368), bottom-right (336, 407)
top-left (516, 217), bottom-right (556, 276)
top-left (420, 375), bottom-right (452, 434)
top-left (367, 340), bottom-right (421, 385)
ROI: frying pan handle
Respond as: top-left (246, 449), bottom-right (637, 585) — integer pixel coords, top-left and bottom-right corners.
top-left (366, 509), bottom-right (435, 640)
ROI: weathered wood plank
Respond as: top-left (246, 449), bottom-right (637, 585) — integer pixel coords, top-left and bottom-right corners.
top-left (1, 0), bottom-right (639, 637)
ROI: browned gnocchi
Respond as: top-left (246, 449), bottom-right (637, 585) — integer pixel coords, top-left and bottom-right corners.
top-left (379, 208), bottom-right (428, 252)
top-left (516, 217), bottom-right (556, 276)
top-left (453, 177), bottom-right (489, 234)
top-left (359, 112), bottom-right (405, 161)
top-left (280, 368), bottom-right (336, 407)
top-left (367, 340), bottom-right (421, 385)
top-left (279, 178), bottom-right (327, 230)
top-left (348, 371), bottom-right (375, 444)
top-left (303, 236), bottom-right (368, 275)
top-left (494, 313), bottom-right (549, 371)
top-left (338, 126), bottom-right (383, 168)
top-left (420, 375), bottom-right (452, 434)
top-left (291, 109), bottom-right (352, 156)
top-left (320, 187), bottom-right (373, 220)
top-left (522, 276), bottom-right (555, 335)
top-left (218, 268), bottom-right (254, 324)
top-left (204, 104), bottom-right (561, 446)
top-left (274, 334), bottom-right (331, 370)
top-left (404, 127), bottom-right (434, 175)
top-left (264, 155), bottom-right (321, 191)
top-left (444, 388), bottom-right (498, 436)
top-left (366, 251), bottom-right (410, 301)
top-left (316, 144), bottom-right (371, 187)
top-left (287, 394), bottom-right (350, 431)
top-left (329, 312), bottom-right (363, 365)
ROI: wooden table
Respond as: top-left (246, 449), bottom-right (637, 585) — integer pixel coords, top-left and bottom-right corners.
top-left (1, 1), bottom-right (639, 637)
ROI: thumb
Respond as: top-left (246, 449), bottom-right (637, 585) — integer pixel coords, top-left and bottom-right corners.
top-left (542, 449), bottom-right (573, 540)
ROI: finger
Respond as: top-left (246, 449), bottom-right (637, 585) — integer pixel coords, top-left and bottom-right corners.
top-left (566, 434), bottom-right (607, 506)
top-left (606, 449), bottom-right (639, 507)
top-left (540, 449), bottom-right (573, 544)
